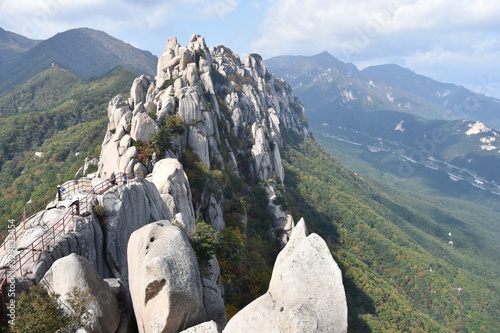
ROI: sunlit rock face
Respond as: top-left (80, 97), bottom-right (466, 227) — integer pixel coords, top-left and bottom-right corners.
top-left (97, 34), bottom-right (309, 243)
top-left (223, 219), bottom-right (348, 333)
top-left (128, 221), bottom-right (206, 333)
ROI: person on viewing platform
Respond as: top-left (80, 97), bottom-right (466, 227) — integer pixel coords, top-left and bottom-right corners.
top-left (110, 172), bottom-right (117, 186)
top-left (57, 185), bottom-right (66, 201)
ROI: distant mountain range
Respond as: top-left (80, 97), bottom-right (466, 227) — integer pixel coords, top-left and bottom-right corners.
top-left (266, 52), bottom-right (500, 129)
top-left (0, 27), bottom-right (157, 96)
top-left (362, 64), bottom-right (500, 128)
top-left (266, 52), bottom-right (500, 197)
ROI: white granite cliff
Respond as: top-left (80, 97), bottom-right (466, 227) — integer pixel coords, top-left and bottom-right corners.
top-left (98, 34), bottom-right (309, 243)
top-left (0, 34), bottom-right (347, 333)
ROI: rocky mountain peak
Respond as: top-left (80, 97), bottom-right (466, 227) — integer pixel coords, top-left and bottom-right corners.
top-left (0, 27), bottom-right (157, 96)
top-left (104, 40), bottom-right (283, 191)
top-left (97, 34), bottom-right (310, 242)
top-left (0, 35), bottom-right (347, 333)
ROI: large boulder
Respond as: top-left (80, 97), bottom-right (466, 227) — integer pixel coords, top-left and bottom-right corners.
top-left (99, 180), bottom-right (170, 285)
top-left (147, 158), bottom-right (196, 234)
top-left (128, 221), bottom-right (206, 333)
top-left (131, 75), bottom-right (150, 107)
top-left (130, 104), bottom-right (160, 142)
top-left (41, 254), bottom-right (120, 333)
top-left (223, 219), bottom-right (348, 333)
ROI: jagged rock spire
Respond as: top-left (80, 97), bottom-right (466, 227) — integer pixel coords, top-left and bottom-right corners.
top-left (97, 34), bottom-right (309, 242)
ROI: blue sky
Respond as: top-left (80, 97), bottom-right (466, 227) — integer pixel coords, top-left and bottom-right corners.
top-left (2, 0), bottom-right (500, 98)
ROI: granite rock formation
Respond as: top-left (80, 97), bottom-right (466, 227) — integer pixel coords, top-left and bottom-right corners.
top-left (0, 34), bottom-right (348, 333)
top-left (128, 221), bottom-right (206, 333)
top-left (223, 219), bottom-right (348, 333)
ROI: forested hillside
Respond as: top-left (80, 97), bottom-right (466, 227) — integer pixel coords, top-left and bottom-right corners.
top-left (0, 66), bottom-right (137, 225)
top-left (281, 131), bottom-right (500, 331)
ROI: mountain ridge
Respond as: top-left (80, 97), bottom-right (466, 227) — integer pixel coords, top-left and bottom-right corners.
top-left (362, 63), bottom-right (500, 128)
top-left (267, 51), bottom-right (500, 128)
top-left (266, 51), bottom-right (500, 197)
top-left (0, 27), bottom-right (157, 97)
top-left (265, 51), bottom-right (360, 80)
top-left (0, 27), bottom-right (40, 67)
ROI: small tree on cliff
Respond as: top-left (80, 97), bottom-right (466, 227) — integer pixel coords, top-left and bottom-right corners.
top-left (10, 285), bottom-right (95, 333)
top-left (10, 284), bottom-right (66, 333)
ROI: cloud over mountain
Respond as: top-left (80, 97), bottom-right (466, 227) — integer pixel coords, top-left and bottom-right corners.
top-left (254, 0), bottom-right (500, 97)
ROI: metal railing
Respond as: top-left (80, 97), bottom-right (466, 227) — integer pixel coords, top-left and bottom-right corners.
top-left (0, 178), bottom-right (95, 249)
top-left (0, 173), bottom-right (143, 279)
top-left (0, 171), bottom-right (145, 319)
top-left (0, 173), bottom-right (144, 326)
top-left (0, 193), bottom-right (54, 249)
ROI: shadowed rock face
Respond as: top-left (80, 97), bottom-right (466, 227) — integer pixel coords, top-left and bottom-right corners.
top-left (223, 219), bottom-right (348, 333)
top-left (128, 221), bottom-right (206, 333)
top-left (98, 180), bottom-right (170, 285)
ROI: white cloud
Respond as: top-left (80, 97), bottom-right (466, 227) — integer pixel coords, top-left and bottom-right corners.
top-left (1, 0), bottom-right (239, 39)
top-left (1, 0), bottom-right (499, 98)
top-left (253, 0), bottom-right (402, 57)
top-left (256, 0), bottom-right (500, 56)
top-left (251, 1), bottom-right (262, 9)
top-left (251, 0), bottom-right (500, 97)
top-left (201, 0), bottom-right (239, 18)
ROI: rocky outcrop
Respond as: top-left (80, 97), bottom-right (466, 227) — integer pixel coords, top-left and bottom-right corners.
top-left (41, 254), bottom-right (120, 333)
top-left (98, 179), bottom-right (170, 285)
top-left (128, 221), bottom-right (206, 333)
top-left (130, 75), bottom-right (151, 107)
top-left (97, 34), bottom-right (308, 241)
top-left (201, 190), bottom-right (225, 231)
top-left (130, 103), bottom-right (160, 142)
top-left (147, 158), bottom-right (196, 234)
top-left (201, 257), bottom-right (226, 330)
top-left (265, 184), bottom-right (294, 244)
top-left (223, 219), bottom-right (348, 333)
